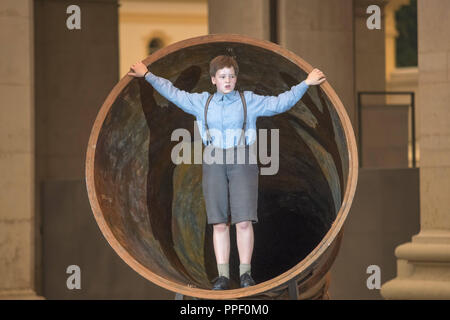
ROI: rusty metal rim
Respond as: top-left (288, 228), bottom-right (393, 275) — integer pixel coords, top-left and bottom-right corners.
top-left (85, 33), bottom-right (359, 299)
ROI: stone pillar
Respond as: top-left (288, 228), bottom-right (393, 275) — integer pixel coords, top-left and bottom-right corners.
top-left (208, 0), bottom-right (270, 40)
top-left (354, 0), bottom-right (386, 97)
top-left (381, 0), bottom-right (450, 299)
top-left (0, 0), bottom-right (43, 299)
top-left (34, 0), bottom-right (121, 298)
top-left (278, 0), bottom-right (356, 127)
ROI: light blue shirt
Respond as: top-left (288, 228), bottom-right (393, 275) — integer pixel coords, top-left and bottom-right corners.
top-left (144, 72), bottom-right (309, 149)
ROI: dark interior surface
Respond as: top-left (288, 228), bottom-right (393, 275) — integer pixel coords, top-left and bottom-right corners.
top-left (94, 42), bottom-right (349, 289)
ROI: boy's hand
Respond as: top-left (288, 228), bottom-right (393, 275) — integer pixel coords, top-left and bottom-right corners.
top-left (127, 61), bottom-right (148, 77)
top-left (305, 68), bottom-right (326, 85)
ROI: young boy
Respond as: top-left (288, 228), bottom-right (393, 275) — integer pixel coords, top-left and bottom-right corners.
top-left (128, 55), bottom-right (325, 290)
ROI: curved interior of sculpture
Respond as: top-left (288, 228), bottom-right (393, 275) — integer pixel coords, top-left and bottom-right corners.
top-left (94, 42), bottom-right (349, 290)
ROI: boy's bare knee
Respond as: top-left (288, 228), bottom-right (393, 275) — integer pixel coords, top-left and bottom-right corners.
top-left (236, 220), bottom-right (251, 231)
top-left (213, 223), bottom-right (229, 233)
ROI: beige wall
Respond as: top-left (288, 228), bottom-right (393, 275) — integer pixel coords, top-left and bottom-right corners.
top-left (384, 0), bottom-right (419, 167)
top-left (119, 0), bottom-right (208, 79)
top-left (329, 168), bottom-right (419, 299)
top-left (385, 0), bottom-right (410, 82)
top-left (355, 0), bottom-right (386, 96)
top-left (208, 0), bottom-right (270, 40)
top-left (0, 0), bottom-right (40, 299)
top-left (33, 0), bottom-right (121, 298)
top-left (278, 0), bottom-right (356, 128)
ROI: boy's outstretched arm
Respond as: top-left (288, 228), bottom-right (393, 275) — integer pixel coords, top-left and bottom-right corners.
top-left (128, 61), bottom-right (204, 117)
top-left (251, 68), bottom-right (326, 117)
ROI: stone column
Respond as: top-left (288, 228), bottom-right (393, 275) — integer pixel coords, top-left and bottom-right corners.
top-left (34, 0), bottom-right (121, 298)
top-left (381, 0), bottom-right (450, 299)
top-left (0, 0), bottom-right (43, 299)
top-left (278, 0), bottom-right (356, 127)
top-left (354, 0), bottom-right (386, 96)
top-left (208, 0), bottom-right (270, 40)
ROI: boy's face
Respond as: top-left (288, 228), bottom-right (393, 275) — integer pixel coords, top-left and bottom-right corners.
top-left (211, 66), bottom-right (237, 95)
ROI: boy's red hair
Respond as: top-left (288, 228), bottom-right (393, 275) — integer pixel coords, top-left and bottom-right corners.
top-left (209, 55), bottom-right (239, 77)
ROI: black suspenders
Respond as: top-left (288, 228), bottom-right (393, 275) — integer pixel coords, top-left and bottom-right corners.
top-left (204, 92), bottom-right (247, 146)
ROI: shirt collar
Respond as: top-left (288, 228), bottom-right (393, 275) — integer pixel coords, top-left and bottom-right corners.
top-left (213, 90), bottom-right (240, 103)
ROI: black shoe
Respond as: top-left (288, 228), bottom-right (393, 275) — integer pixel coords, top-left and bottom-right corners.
top-left (240, 272), bottom-right (256, 288)
top-left (212, 276), bottom-right (230, 290)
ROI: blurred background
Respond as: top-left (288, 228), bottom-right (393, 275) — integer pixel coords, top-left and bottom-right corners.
top-left (1, 0), bottom-right (449, 299)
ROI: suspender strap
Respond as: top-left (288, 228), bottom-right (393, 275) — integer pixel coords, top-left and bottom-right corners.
top-left (238, 91), bottom-right (247, 146)
top-left (204, 94), bottom-right (214, 145)
top-left (204, 92), bottom-right (247, 146)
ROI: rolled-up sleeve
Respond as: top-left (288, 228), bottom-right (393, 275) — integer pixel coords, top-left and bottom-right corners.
top-left (251, 80), bottom-right (309, 117)
top-left (144, 72), bottom-right (204, 116)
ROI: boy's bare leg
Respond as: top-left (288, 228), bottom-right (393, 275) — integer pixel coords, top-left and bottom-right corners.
top-left (236, 220), bottom-right (254, 265)
top-left (213, 223), bottom-right (230, 265)
top-left (236, 220), bottom-right (256, 287)
top-left (212, 223), bottom-right (231, 289)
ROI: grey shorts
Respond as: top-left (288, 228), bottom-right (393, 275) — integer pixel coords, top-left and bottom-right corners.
top-left (202, 144), bottom-right (259, 225)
